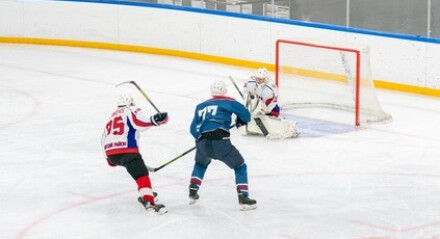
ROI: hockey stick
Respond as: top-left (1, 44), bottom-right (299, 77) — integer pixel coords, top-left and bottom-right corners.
top-left (229, 76), bottom-right (269, 136)
top-left (149, 124), bottom-right (237, 172)
top-left (149, 146), bottom-right (196, 172)
top-left (115, 81), bottom-right (163, 172)
top-left (115, 81), bottom-right (161, 113)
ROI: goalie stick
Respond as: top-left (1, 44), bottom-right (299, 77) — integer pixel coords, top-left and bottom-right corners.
top-left (115, 81), bottom-right (161, 113)
top-left (229, 75), bottom-right (245, 99)
top-left (253, 117), bottom-right (269, 136)
top-left (229, 76), bottom-right (269, 136)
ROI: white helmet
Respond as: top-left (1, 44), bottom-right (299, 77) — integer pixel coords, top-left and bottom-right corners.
top-left (256, 67), bottom-right (269, 82)
top-left (210, 80), bottom-right (227, 96)
top-left (117, 93), bottom-right (135, 107)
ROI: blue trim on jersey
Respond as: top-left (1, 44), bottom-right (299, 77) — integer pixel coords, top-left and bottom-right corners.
top-left (264, 84), bottom-right (276, 98)
top-left (51, 0), bottom-right (440, 44)
top-left (126, 118), bottom-right (137, 148)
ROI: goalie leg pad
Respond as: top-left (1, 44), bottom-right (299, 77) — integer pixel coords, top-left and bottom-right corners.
top-left (264, 117), bottom-right (299, 139)
top-left (242, 116), bottom-right (299, 139)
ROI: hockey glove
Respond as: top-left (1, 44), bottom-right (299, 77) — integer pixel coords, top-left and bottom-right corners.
top-left (236, 117), bottom-right (247, 128)
top-left (151, 112), bottom-right (169, 126)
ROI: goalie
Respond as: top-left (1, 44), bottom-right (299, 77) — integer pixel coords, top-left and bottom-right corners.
top-left (241, 67), bottom-right (299, 139)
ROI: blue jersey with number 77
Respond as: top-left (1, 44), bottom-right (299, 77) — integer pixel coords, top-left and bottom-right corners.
top-left (190, 96), bottom-right (251, 140)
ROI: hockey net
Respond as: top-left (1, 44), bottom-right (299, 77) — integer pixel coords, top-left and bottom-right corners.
top-left (275, 39), bottom-right (391, 126)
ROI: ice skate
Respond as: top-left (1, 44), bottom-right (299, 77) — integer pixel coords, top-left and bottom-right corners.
top-left (137, 197), bottom-right (168, 215)
top-left (238, 193), bottom-right (257, 211)
top-left (189, 184), bottom-right (200, 205)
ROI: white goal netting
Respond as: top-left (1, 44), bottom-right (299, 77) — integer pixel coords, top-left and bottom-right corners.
top-left (276, 39), bottom-right (392, 126)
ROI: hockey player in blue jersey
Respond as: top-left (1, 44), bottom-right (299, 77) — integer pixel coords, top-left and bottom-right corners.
top-left (188, 80), bottom-right (257, 211)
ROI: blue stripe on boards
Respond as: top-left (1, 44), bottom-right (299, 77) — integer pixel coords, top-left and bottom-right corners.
top-left (51, 0), bottom-right (440, 44)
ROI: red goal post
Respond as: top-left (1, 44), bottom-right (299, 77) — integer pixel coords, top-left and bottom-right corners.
top-left (275, 39), bottom-right (391, 126)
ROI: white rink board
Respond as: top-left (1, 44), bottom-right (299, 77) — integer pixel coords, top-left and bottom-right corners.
top-left (24, 1), bottom-right (119, 42)
top-left (0, 0), bottom-right (439, 89)
top-left (200, 14), bottom-right (272, 62)
top-left (118, 5), bottom-right (202, 52)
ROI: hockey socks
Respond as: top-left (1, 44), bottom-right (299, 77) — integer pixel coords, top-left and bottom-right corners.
top-left (190, 162), bottom-right (207, 186)
top-left (136, 175), bottom-right (155, 204)
top-left (189, 163), bottom-right (207, 205)
top-left (234, 163), bottom-right (249, 196)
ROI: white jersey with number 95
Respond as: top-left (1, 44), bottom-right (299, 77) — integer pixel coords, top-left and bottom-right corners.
top-left (101, 106), bottom-right (155, 157)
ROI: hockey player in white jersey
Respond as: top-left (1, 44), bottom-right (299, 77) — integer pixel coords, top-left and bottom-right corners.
top-left (242, 67), bottom-right (299, 139)
top-left (101, 93), bottom-right (168, 214)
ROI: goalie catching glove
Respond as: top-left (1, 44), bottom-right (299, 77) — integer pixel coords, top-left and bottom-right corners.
top-left (150, 112), bottom-right (169, 126)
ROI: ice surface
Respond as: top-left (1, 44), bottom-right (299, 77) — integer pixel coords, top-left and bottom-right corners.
top-left (1, 44), bottom-right (440, 239)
